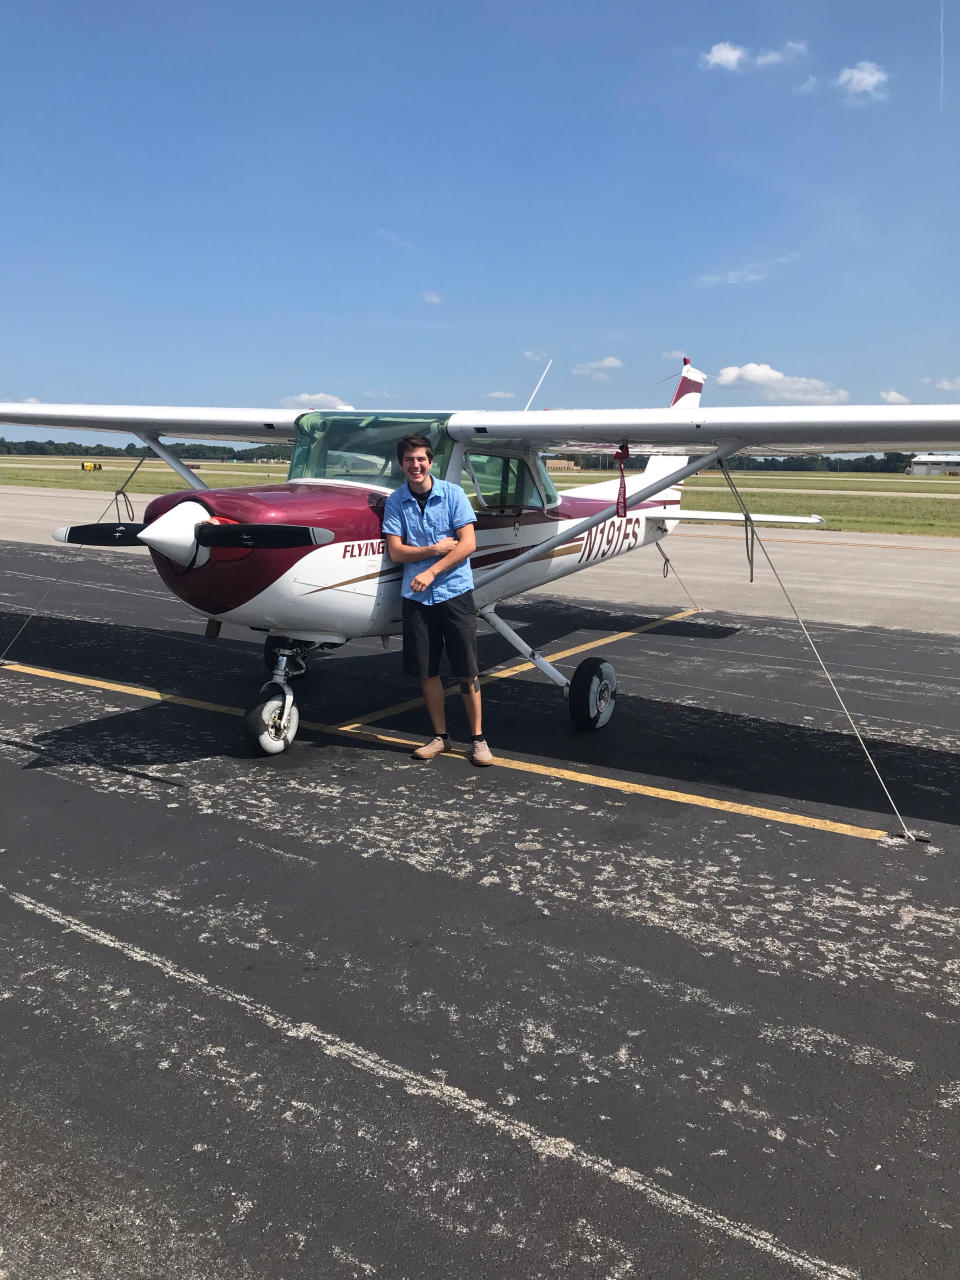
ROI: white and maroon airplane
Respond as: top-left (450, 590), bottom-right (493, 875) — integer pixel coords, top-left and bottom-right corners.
top-left (2, 362), bottom-right (958, 752)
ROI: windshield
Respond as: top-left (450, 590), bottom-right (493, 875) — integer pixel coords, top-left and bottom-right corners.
top-left (288, 413), bottom-right (453, 489)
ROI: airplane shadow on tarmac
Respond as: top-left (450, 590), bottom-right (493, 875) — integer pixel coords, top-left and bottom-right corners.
top-left (1, 604), bottom-right (957, 829)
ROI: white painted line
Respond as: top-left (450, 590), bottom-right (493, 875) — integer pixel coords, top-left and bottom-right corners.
top-left (2, 883), bottom-right (858, 1280)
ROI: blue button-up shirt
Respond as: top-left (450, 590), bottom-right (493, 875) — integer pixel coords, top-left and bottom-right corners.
top-left (382, 477), bottom-right (477, 605)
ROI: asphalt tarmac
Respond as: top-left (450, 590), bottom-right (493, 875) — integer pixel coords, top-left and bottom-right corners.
top-left (1, 538), bottom-right (959, 1279)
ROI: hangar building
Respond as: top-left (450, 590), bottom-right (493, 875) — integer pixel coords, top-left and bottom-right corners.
top-left (908, 452), bottom-right (960, 476)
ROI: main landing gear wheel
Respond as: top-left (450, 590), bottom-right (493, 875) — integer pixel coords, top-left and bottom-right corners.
top-left (568, 657), bottom-right (618, 731)
top-left (245, 687), bottom-right (300, 754)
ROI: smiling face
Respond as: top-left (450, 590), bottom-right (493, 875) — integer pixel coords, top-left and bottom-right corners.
top-left (400, 446), bottom-right (433, 492)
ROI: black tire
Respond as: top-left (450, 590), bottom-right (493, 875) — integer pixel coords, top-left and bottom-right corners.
top-left (263, 636), bottom-right (308, 680)
top-left (569, 657), bottom-right (617, 731)
top-left (244, 689), bottom-right (300, 754)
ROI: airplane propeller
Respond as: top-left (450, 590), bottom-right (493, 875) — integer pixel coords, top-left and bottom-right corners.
top-left (53, 522), bottom-right (145, 546)
top-left (53, 519), bottom-right (336, 552)
top-left (194, 523), bottom-right (336, 549)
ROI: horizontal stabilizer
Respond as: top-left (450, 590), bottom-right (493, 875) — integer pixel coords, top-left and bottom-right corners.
top-left (53, 522), bottom-right (146, 546)
top-left (648, 509), bottom-right (824, 526)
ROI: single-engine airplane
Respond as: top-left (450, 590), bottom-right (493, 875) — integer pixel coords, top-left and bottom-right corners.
top-left (2, 362), bottom-right (958, 753)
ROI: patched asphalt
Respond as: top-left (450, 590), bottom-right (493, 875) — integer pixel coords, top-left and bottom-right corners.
top-left (1, 540), bottom-right (959, 1279)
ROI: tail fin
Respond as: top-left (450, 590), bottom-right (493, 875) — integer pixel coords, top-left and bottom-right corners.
top-left (561, 358), bottom-right (702, 502)
top-left (643, 357), bottom-right (704, 499)
top-left (670, 357), bottom-right (706, 409)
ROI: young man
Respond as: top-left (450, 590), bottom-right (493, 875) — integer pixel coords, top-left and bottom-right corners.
top-left (382, 434), bottom-right (494, 766)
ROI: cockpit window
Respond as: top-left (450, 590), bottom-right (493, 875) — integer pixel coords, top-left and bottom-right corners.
top-left (288, 413), bottom-right (453, 489)
top-left (460, 452), bottom-right (560, 511)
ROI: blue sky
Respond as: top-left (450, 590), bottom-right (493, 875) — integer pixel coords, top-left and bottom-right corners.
top-left (2, 0), bottom-right (958, 442)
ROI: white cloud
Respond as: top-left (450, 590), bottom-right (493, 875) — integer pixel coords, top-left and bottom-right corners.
top-left (880, 389), bottom-right (911, 404)
top-left (488, 391), bottom-right (515, 399)
top-left (661, 349), bottom-right (687, 360)
top-left (571, 356), bottom-right (624, 380)
top-left (523, 349), bottom-right (549, 362)
top-left (796, 74), bottom-right (819, 94)
top-left (700, 39), bottom-right (806, 71)
top-left (421, 291), bottom-right (443, 304)
top-left (362, 390), bottom-right (394, 400)
top-left (935, 377), bottom-right (960, 391)
top-left (716, 362), bottom-right (849, 405)
top-left (697, 251), bottom-right (798, 288)
top-left (835, 61), bottom-right (888, 101)
top-left (278, 392), bottom-right (352, 410)
top-left (920, 377), bottom-right (933, 385)
top-left (755, 40), bottom-right (807, 66)
top-left (699, 42), bottom-right (748, 71)
top-left (377, 228), bottom-right (416, 250)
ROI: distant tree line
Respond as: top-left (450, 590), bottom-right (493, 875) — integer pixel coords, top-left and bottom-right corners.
top-left (565, 451), bottom-right (912, 473)
top-left (0, 438), bottom-right (295, 462)
top-left (3, 437), bottom-right (911, 473)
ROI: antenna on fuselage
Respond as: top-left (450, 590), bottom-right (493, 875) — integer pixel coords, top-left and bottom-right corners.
top-left (524, 358), bottom-right (553, 411)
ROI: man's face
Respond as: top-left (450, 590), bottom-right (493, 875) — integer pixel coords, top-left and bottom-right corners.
top-left (401, 448), bottom-right (433, 488)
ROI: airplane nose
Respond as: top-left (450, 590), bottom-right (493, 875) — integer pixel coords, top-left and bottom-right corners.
top-left (137, 499), bottom-right (211, 566)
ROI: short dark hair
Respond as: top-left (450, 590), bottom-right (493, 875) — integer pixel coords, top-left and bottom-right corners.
top-left (397, 433), bottom-right (434, 464)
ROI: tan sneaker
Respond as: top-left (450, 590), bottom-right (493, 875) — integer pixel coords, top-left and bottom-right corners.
top-left (412, 735), bottom-right (452, 760)
top-left (469, 737), bottom-right (494, 767)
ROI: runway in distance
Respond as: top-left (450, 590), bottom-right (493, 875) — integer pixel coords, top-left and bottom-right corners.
top-left (2, 362), bottom-right (958, 753)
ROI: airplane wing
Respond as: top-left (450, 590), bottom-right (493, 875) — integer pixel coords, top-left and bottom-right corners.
top-left (0, 403), bottom-right (302, 442)
top-left (446, 405), bottom-right (960, 455)
top-left (1, 399), bottom-right (959, 454)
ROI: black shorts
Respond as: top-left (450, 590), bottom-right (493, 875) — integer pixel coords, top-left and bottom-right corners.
top-left (402, 590), bottom-right (479, 681)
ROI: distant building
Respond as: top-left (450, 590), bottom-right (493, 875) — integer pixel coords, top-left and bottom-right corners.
top-left (544, 457), bottom-right (578, 471)
top-left (908, 452), bottom-right (960, 476)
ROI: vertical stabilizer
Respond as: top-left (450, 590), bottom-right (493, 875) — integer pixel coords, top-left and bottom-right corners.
top-left (670, 357), bottom-right (706, 409)
top-left (642, 358), bottom-right (703, 498)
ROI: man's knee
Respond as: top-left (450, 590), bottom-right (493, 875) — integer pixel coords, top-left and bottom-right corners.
top-left (459, 677), bottom-right (480, 695)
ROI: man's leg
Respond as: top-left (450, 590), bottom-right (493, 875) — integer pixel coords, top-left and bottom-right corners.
top-left (459, 677), bottom-right (482, 736)
top-left (404, 598), bottom-right (448, 756)
top-left (443, 593), bottom-right (492, 765)
top-left (422, 675), bottom-right (448, 735)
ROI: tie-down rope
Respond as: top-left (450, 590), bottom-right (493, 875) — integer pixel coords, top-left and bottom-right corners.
top-left (655, 541), bottom-right (701, 612)
top-left (0, 455), bottom-right (147, 666)
top-left (719, 460), bottom-right (918, 843)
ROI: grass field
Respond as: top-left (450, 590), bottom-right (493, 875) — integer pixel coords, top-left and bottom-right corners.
top-left (0, 459), bottom-right (290, 495)
top-left (1, 458), bottom-right (957, 535)
top-left (548, 471), bottom-right (958, 536)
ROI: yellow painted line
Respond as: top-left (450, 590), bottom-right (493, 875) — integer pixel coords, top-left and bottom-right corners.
top-left (327, 723), bottom-right (886, 839)
top-left (2, 663), bottom-right (244, 718)
top-left (459, 754), bottom-right (886, 839)
top-left (484, 608), bottom-right (700, 682)
top-left (336, 607), bottom-right (699, 729)
top-left (336, 691), bottom-right (431, 729)
top-left (0, 658), bottom-right (887, 840)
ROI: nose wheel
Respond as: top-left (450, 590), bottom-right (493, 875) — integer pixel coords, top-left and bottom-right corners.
top-left (245, 686), bottom-right (300, 754)
top-left (246, 643), bottom-right (306, 754)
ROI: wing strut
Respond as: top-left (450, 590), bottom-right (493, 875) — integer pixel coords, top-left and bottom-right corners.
top-left (136, 433), bottom-right (210, 491)
top-left (472, 441), bottom-right (743, 592)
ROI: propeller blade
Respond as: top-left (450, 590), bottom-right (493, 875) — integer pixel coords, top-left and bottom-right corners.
top-left (195, 523), bottom-right (336, 550)
top-left (53, 522), bottom-right (146, 546)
